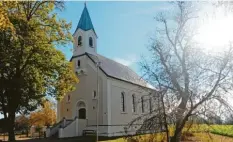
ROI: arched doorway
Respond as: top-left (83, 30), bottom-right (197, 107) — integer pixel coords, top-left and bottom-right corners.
top-left (76, 101), bottom-right (86, 119)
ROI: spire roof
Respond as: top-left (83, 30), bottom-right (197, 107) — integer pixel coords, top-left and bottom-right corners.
top-left (74, 4), bottom-right (96, 35)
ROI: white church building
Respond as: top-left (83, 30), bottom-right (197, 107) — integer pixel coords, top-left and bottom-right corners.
top-left (46, 4), bottom-right (158, 138)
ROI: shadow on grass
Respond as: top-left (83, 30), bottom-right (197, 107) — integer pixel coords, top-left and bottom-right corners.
top-left (18, 136), bottom-right (125, 142)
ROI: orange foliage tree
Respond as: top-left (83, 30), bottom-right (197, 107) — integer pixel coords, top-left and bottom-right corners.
top-left (29, 101), bottom-right (56, 128)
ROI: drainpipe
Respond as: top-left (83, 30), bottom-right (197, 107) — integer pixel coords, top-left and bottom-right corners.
top-left (96, 61), bottom-right (100, 142)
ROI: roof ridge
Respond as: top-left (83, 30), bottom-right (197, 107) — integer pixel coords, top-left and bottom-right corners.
top-left (96, 53), bottom-right (133, 69)
top-left (87, 53), bottom-right (147, 82)
top-left (96, 54), bottom-right (143, 79)
top-left (74, 53), bottom-right (155, 90)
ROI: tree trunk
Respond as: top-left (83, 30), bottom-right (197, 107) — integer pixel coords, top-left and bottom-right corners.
top-left (170, 130), bottom-right (182, 142)
top-left (170, 114), bottom-right (190, 142)
top-left (8, 112), bottom-right (16, 141)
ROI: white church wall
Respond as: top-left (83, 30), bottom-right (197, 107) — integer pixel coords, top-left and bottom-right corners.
top-left (77, 119), bottom-right (87, 136)
top-left (108, 77), bottom-right (154, 135)
top-left (73, 29), bottom-right (97, 56)
top-left (73, 29), bottom-right (85, 55)
top-left (58, 53), bottom-right (158, 136)
top-left (60, 120), bottom-right (76, 138)
top-left (57, 56), bottom-right (88, 122)
top-left (58, 54), bottom-right (109, 134)
top-left (85, 56), bottom-right (108, 126)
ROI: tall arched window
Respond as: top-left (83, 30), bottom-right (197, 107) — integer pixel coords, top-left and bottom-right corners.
top-left (67, 95), bottom-right (71, 102)
top-left (149, 98), bottom-right (152, 113)
top-left (78, 36), bottom-right (82, 46)
top-left (77, 60), bottom-right (80, 68)
top-left (89, 37), bottom-right (93, 47)
top-left (141, 96), bottom-right (144, 113)
top-left (132, 94), bottom-right (136, 113)
top-left (92, 90), bottom-right (97, 99)
top-left (121, 92), bottom-right (125, 112)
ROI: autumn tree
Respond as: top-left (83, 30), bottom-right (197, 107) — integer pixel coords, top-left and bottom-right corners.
top-left (29, 101), bottom-right (56, 128)
top-left (15, 115), bottom-right (29, 135)
top-left (140, 2), bottom-right (233, 142)
top-left (0, 1), bottom-right (78, 141)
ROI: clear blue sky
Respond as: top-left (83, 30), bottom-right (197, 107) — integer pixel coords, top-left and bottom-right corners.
top-left (58, 1), bottom-right (170, 74)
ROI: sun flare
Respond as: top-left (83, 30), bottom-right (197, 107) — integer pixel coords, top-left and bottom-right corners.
top-left (196, 8), bottom-right (233, 53)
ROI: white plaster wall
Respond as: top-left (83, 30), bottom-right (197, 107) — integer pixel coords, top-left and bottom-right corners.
top-left (61, 120), bottom-right (76, 138)
top-left (77, 119), bottom-right (87, 136)
top-left (73, 29), bottom-right (97, 56)
top-left (109, 77), bottom-right (155, 135)
top-left (69, 55), bottom-right (108, 127)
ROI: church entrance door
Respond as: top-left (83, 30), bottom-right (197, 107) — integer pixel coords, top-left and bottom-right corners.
top-left (76, 101), bottom-right (86, 119)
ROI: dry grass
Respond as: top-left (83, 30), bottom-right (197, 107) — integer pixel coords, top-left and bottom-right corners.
top-left (1, 125), bottom-right (233, 142)
top-left (193, 133), bottom-right (233, 142)
top-left (0, 134), bottom-right (31, 141)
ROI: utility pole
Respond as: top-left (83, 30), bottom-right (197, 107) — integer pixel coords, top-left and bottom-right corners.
top-left (96, 61), bottom-right (100, 142)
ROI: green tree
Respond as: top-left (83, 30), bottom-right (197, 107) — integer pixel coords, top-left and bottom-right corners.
top-left (0, 1), bottom-right (78, 141)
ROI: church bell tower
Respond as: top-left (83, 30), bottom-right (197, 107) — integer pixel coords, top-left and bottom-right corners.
top-left (73, 4), bottom-right (97, 56)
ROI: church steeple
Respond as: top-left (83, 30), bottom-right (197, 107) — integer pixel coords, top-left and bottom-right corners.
top-left (74, 4), bottom-right (96, 36)
top-left (73, 3), bottom-right (97, 56)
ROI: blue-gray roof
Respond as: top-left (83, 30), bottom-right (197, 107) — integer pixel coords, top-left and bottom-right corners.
top-left (86, 53), bottom-right (155, 89)
top-left (75, 5), bottom-right (96, 35)
top-left (71, 53), bottom-right (155, 90)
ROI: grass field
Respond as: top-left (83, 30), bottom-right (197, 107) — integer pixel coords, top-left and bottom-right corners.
top-left (1, 125), bottom-right (233, 142)
top-left (183, 124), bottom-right (233, 137)
top-left (102, 124), bottom-right (233, 142)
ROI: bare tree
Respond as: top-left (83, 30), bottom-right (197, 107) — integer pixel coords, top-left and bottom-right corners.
top-left (139, 2), bottom-right (233, 142)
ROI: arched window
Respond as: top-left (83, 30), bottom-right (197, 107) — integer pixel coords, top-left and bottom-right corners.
top-left (132, 94), bottom-right (136, 113)
top-left (89, 37), bottom-right (93, 47)
top-left (121, 92), bottom-right (125, 112)
top-left (77, 60), bottom-right (80, 68)
top-left (78, 36), bottom-right (82, 46)
top-left (67, 95), bottom-right (71, 102)
top-left (149, 98), bottom-right (152, 113)
top-left (141, 96), bottom-right (144, 113)
top-left (92, 90), bottom-right (97, 99)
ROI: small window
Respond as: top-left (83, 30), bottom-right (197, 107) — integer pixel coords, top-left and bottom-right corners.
top-left (141, 96), bottom-right (144, 113)
top-left (121, 92), bottom-right (126, 112)
top-left (78, 36), bottom-right (82, 46)
top-left (89, 37), bottom-right (93, 47)
top-left (132, 94), bottom-right (136, 113)
top-left (92, 90), bottom-right (97, 99)
top-left (77, 60), bottom-right (80, 68)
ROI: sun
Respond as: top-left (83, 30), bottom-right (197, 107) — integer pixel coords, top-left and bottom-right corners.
top-left (196, 7), bottom-right (233, 53)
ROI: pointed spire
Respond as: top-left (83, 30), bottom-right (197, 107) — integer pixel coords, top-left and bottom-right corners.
top-left (74, 3), bottom-right (96, 35)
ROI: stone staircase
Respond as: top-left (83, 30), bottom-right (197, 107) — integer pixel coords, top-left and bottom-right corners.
top-left (46, 118), bottom-right (75, 138)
